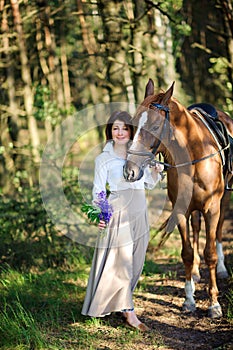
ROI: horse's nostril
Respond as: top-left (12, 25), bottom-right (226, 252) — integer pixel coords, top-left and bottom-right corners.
top-left (123, 163), bottom-right (139, 181)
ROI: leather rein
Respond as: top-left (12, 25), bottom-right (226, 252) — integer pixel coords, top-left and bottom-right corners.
top-left (127, 103), bottom-right (229, 169)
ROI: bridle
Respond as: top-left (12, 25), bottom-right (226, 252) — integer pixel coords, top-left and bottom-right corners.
top-left (127, 103), bottom-right (170, 170)
top-left (127, 102), bottom-right (230, 170)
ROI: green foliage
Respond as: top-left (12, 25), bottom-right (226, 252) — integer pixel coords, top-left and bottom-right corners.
top-left (0, 174), bottom-right (92, 270)
top-left (34, 85), bottom-right (61, 124)
top-left (0, 187), bottom-right (57, 269)
top-left (165, 1), bottom-right (192, 55)
top-left (33, 85), bottom-right (75, 125)
top-left (159, 1), bottom-right (191, 35)
top-left (209, 57), bottom-right (233, 114)
top-left (81, 203), bottom-right (101, 223)
top-left (12, 170), bottom-right (33, 193)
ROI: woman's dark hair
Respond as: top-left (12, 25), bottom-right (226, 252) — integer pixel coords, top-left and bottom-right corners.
top-left (105, 111), bottom-right (134, 141)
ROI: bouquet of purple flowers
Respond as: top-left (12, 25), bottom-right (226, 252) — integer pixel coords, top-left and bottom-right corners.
top-left (81, 191), bottom-right (113, 225)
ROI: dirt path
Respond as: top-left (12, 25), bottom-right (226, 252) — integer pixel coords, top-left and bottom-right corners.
top-left (134, 214), bottom-right (233, 349)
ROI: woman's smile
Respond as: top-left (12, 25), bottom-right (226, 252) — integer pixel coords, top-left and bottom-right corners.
top-left (112, 120), bottom-right (131, 145)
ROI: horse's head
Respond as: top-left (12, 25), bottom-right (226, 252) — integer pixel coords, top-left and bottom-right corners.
top-left (124, 79), bottom-right (175, 182)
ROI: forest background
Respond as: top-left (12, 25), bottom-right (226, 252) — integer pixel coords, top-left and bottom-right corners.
top-left (0, 0), bottom-right (233, 349)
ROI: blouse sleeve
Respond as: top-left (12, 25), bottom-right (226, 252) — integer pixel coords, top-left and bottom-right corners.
top-left (92, 155), bottom-right (108, 201)
top-left (144, 166), bottom-right (161, 190)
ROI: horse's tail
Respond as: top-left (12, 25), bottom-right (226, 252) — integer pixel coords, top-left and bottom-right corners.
top-left (159, 218), bottom-right (169, 231)
top-left (153, 213), bottom-right (177, 250)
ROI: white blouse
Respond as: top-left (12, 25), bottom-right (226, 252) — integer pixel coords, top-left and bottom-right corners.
top-left (92, 141), bottom-right (161, 199)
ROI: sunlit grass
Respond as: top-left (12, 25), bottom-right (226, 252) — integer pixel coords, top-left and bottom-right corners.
top-left (0, 301), bottom-right (46, 349)
top-left (0, 264), bottom-right (165, 350)
top-left (0, 266), bottom-right (88, 349)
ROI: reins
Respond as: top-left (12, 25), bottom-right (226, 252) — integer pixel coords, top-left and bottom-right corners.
top-left (127, 146), bottom-right (230, 169)
top-left (127, 103), bottom-right (230, 169)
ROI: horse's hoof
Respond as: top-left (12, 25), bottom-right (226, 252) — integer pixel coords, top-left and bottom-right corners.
top-left (217, 270), bottom-right (229, 279)
top-left (208, 304), bottom-right (222, 318)
top-left (182, 302), bottom-right (196, 313)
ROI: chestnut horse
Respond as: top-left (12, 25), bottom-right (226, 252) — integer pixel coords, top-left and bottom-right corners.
top-left (123, 79), bottom-right (233, 318)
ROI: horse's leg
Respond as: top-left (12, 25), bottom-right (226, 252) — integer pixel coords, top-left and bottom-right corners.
top-left (215, 186), bottom-right (231, 279)
top-left (203, 208), bottom-right (222, 318)
top-left (191, 210), bottom-right (201, 282)
top-left (179, 217), bottom-right (196, 313)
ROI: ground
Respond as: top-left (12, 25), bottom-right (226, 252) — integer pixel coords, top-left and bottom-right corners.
top-left (100, 210), bottom-right (233, 350)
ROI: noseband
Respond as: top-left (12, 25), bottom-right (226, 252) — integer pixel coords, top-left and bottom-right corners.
top-left (127, 103), bottom-right (170, 169)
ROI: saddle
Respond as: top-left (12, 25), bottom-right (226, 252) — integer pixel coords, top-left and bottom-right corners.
top-left (187, 103), bottom-right (233, 176)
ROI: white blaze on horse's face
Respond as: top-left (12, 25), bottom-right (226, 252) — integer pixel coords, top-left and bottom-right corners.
top-left (131, 111), bottom-right (148, 149)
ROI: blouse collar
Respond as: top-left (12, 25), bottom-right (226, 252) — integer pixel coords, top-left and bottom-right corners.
top-left (103, 141), bottom-right (127, 159)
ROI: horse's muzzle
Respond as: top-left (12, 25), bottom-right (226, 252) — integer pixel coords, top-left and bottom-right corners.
top-left (123, 162), bottom-right (144, 182)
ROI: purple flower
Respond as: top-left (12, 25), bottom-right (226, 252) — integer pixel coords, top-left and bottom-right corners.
top-left (95, 191), bottom-right (113, 224)
top-left (81, 191), bottom-right (113, 225)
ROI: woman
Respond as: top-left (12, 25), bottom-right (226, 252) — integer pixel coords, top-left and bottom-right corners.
top-left (81, 111), bottom-right (163, 331)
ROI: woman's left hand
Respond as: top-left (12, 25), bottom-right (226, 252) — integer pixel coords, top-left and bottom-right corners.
top-left (98, 220), bottom-right (106, 229)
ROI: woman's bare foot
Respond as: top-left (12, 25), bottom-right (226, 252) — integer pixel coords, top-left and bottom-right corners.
top-left (123, 310), bottom-right (141, 326)
top-left (123, 310), bottom-right (150, 331)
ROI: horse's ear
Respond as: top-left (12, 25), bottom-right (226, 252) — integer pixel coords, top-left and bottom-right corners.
top-left (162, 81), bottom-right (175, 105)
top-left (144, 78), bottom-right (154, 98)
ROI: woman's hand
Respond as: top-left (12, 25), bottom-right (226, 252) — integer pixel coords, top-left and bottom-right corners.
top-left (98, 220), bottom-right (106, 230)
top-left (153, 163), bottom-right (164, 173)
top-left (150, 162), bottom-right (165, 183)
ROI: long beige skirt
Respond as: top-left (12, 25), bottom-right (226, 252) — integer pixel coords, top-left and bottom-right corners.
top-left (81, 189), bottom-right (149, 317)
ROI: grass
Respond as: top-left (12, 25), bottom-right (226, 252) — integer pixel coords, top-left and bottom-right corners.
top-left (0, 301), bottom-right (45, 349)
top-left (0, 260), bottom-right (165, 350)
top-left (149, 227), bottom-right (181, 260)
top-left (0, 266), bottom-right (88, 349)
top-left (0, 258), bottom-right (167, 350)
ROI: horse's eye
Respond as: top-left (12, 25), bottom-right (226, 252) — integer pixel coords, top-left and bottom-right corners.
top-left (151, 124), bottom-right (160, 132)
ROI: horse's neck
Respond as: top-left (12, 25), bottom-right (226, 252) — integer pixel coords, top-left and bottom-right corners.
top-left (162, 109), bottom-right (205, 167)
top-left (173, 108), bottom-right (208, 145)
top-left (162, 139), bottom-right (191, 166)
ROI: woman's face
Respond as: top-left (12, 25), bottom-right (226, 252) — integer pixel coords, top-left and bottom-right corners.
top-left (111, 120), bottom-right (131, 145)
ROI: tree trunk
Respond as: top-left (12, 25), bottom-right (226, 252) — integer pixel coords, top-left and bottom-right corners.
top-left (1, 0), bottom-right (19, 169)
top-left (36, 3), bottom-right (65, 109)
top-left (60, 24), bottom-right (72, 110)
top-left (35, 12), bottom-right (53, 140)
top-left (76, 0), bottom-right (100, 104)
top-left (178, 0), bottom-right (232, 108)
top-left (10, 0), bottom-right (40, 164)
top-left (76, 0), bottom-right (104, 142)
top-left (1, 3), bottom-right (19, 145)
top-left (97, 0), bottom-right (129, 102)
